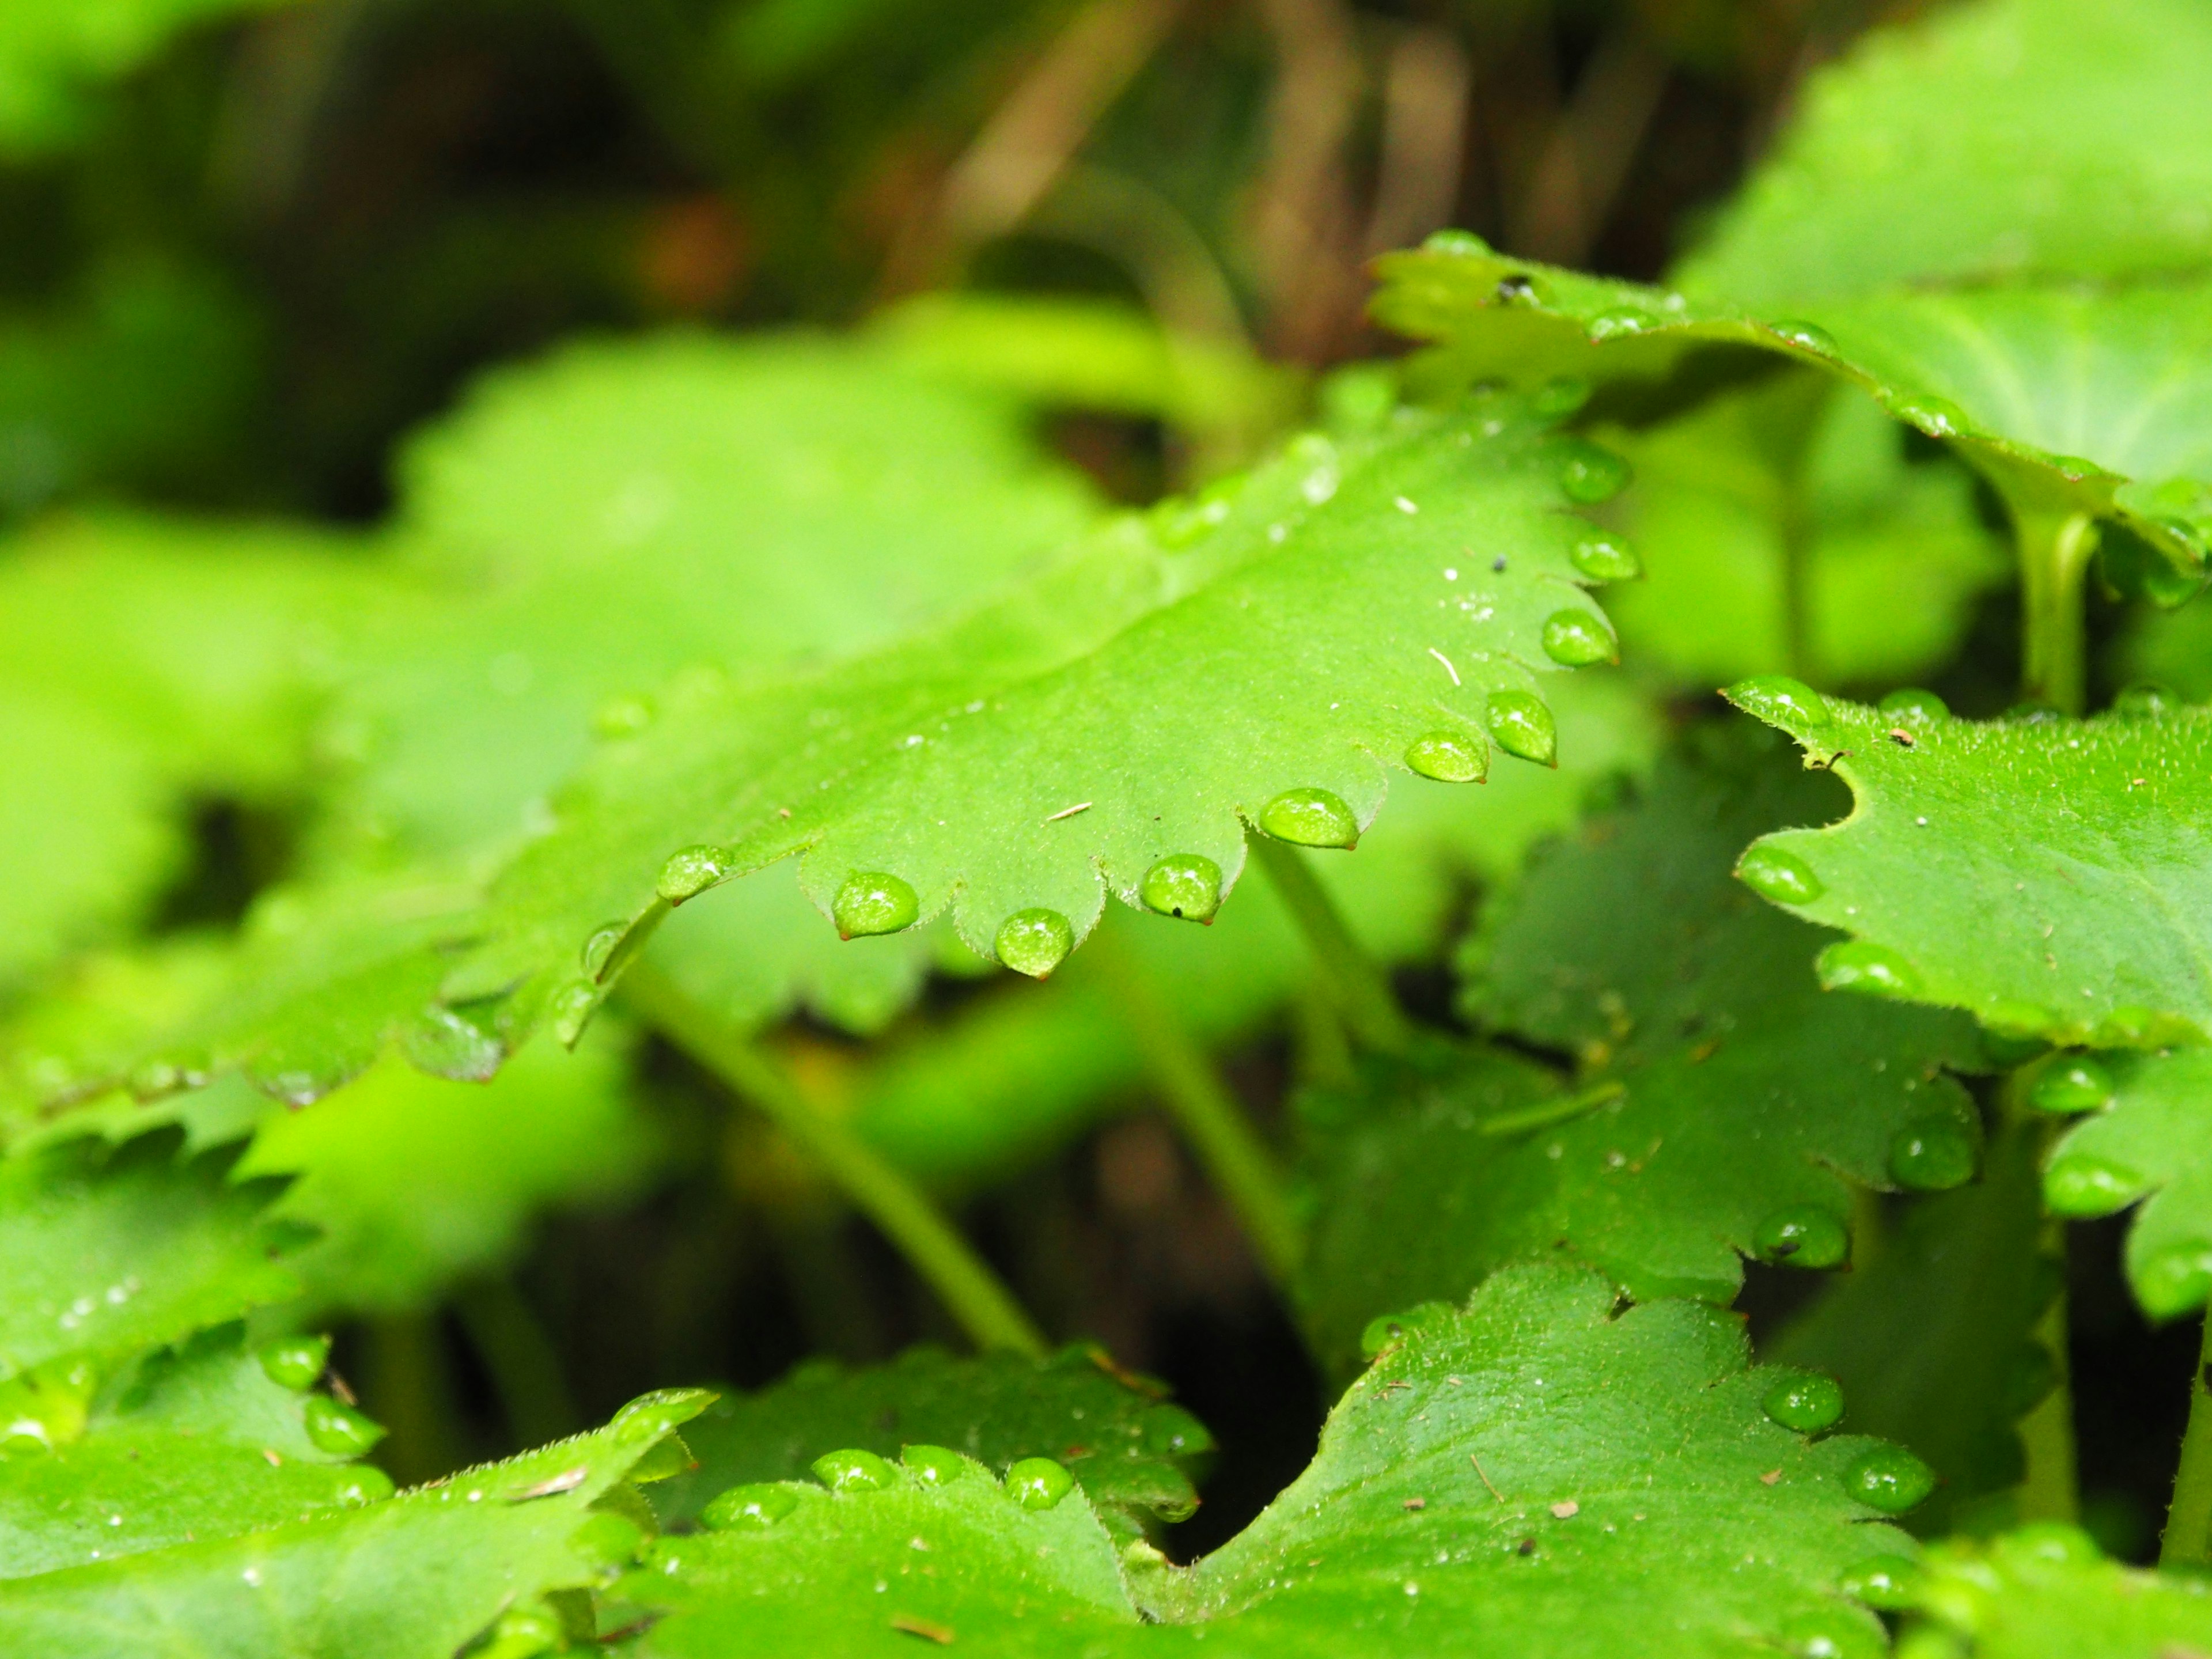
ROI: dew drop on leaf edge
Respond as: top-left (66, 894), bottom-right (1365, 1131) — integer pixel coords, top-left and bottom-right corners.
top-left (1837, 1554), bottom-right (1921, 1610)
top-left (995, 908), bottom-right (1075, 978)
top-left (832, 873), bottom-right (921, 938)
top-left (1728, 675), bottom-right (1831, 732)
top-left (1259, 787), bottom-right (1359, 849)
top-left (2026, 1056), bottom-right (2114, 1115)
top-left (701, 1483), bottom-right (800, 1530)
top-left (1142, 854), bottom-right (1224, 923)
top-left (1762, 1371), bottom-right (1846, 1435)
top-left (256, 1335), bottom-right (329, 1392)
top-left (302, 1394), bottom-right (386, 1457)
top-left (2043, 1152), bottom-right (2148, 1217)
top-left (902, 1445), bottom-right (965, 1485)
top-left (1877, 686), bottom-right (1949, 723)
top-left (1540, 609), bottom-right (1618, 666)
top-left (1888, 1115), bottom-right (1979, 1191)
top-left (658, 844), bottom-right (735, 904)
top-left (1840, 1446), bottom-right (1936, 1514)
top-left (1816, 942), bottom-right (1923, 1000)
top-left (812, 1448), bottom-right (896, 1491)
top-left (2133, 1245), bottom-right (2212, 1320)
top-left (1753, 1206), bottom-right (1849, 1269)
top-left (1006, 1457), bottom-right (1075, 1511)
top-left (1569, 532), bottom-right (1641, 582)
top-left (1406, 729), bottom-right (1488, 783)
top-left (1737, 843), bottom-right (1823, 905)
top-left (1555, 441), bottom-right (1632, 505)
top-left (1486, 690), bottom-right (1556, 766)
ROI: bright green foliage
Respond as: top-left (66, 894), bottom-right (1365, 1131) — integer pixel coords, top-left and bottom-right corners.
top-left (1728, 689), bottom-right (2212, 1046)
top-left (1675, 0), bottom-right (2212, 304)
top-left (650, 1346), bottom-right (1212, 1540)
top-left (1376, 241), bottom-right (2212, 569)
top-left (2040, 1046), bottom-right (2212, 1319)
top-left (0, 0), bottom-right (298, 150)
top-left (0, 1131), bottom-right (301, 1384)
top-left (624, 1266), bottom-right (1907, 1657)
top-left (1769, 1120), bottom-right (2059, 1533)
top-left (0, 514), bottom-right (377, 987)
top-left (1904, 1524), bottom-right (2212, 1658)
top-left (232, 1030), bottom-right (660, 1315)
top-left (1600, 376), bottom-right (2009, 688)
top-left (1296, 733), bottom-right (1985, 1358)
top-left (0, 1322), bottom-right (389, 1578)
top-left (0, 1387), bottom-right (707, 1657)
top-left (460, 394), bottom-right (1628, 1042)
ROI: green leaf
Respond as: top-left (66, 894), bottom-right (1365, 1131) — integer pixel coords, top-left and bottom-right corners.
top-left (0, 0), bottom-right (300, 151)
top-left (2038, 1045), bottom-right (2212, 1319)
top-left (458, 393), bottom-right (1629, 1042)
top-left (0, 1131), bottom-right (301, 1385)
top-left (1376, 240), bottom-right (2212, 570)
top-left (1296, 730), bottom-right (1986, 1360)
top-left (1673, 0), bottom-right (2212, 305)
top-left (330, 329), bottom-right (1101, 860)
top-left (624, 1265), bottom-right (1909, 1658)
top-left (1599, 374), bottom-right (2009, 689)
top-left (1768, 1118), bottom-right (2059, 1535)
top-left (649, 1346), bottom-right (1213, 1542)
top-left (1726, 688), bottom-right (2212, 1047)
top-left (0, 1387), bottom-right (708, 1658)
top-left (1904, 1524), bottom-right (2212, 1658)
top-left (0, 1321), bottom-right (390, 1579)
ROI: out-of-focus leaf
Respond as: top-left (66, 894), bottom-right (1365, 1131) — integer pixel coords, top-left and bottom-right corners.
top-left (1904, 1524), bottom-right (2212, 1658)
top-left (0, 1), bottom-right (301, 151)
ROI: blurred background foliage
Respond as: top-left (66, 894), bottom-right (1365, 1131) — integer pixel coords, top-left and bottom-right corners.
top-left (15, 0), bottom-right (2181, 1558)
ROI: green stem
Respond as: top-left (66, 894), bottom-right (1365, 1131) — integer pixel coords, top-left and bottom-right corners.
top-left (1245, 831), bottom-right (1414, 1053)
top-left (1089, 928), bottom-right (1302, 1286)
top-left (450, 1278), bottom-right (581, 1449)
top-left (2162, 1316), bottom-right (2212, 1565)
top-left (2015, 506), bottom-right (2097, 713)
top-left (620, 963), bottom-right (1047, 1358)
top-left (2002, 1082), bottom-right (2079, 1522)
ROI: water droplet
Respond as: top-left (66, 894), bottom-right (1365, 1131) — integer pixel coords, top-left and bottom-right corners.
top-left (1486, 691), bottom-right (1556, 766)
top-left (1259, 787), bottom-right (1359, 849)
top-left (1878, 687), bottom-right (1949, 722)
top-left (581, 923), bottom-right (626, 979)
top-left (1888, 392), bottom-right (1969, 438)
top-left (1585, 306), bottom-right (1660, 341)
top-left (658, 845), bottom-right (734, 904)
top-left (127, 1059), bottom-right (182, 1101)
top-left (1817, 942), bottom-right (1923, 999)
top-left (1727, 675), bottom-right (1831, 730)
top-left (1540, 609), bottom-right (1618, 666)
top-left (813, 1449), bottom-right (896, 1491)
top-left (487, 1605), bottom-right (564, 1654)
top-left (2114, 682), bottom-right (2176, 717)
top-left (1889, 1115), bottom-right (1978, 1191)
top-left (2135, 1244), bottom-right (2212, 1320)
top-left (1359, 1301), bottom-right (1455, 1358)
top-left (2043, 1153), bottom-right (2148, 1217)
top-left (1406, 730), bottom-right (1488, 783)
top-left (2000, 1524), bottom-right (2104, 1569)
top-left (1737, 843), bottom-right (1823, 905)
top-left (1531, 376), bottom-right (1590, 419)
top-left (1770, 319), bottom-right (1839, 355)
top-left (832, 873), bottom-right (920, 938)
top-left (1982, 1001), bottom-right (2058, 1046)
top-left (1838, 1554), bottom-right (1919, 1610)
top-left (2027, 1056), bottom-right (2113, 1115)
top-left (1006, 1457), bottom-right (1075, 1511)
top-left (1777, 1610), bottom-right (1878, 1659)
top-left (1142, 854), bottom-right (1224, 923)
top-left (303, 1394), bottom-right (386, 1457)
top-left (902, 1445), bottom-right (966, 1486)
top-left (1555, 442), bottom-right (1632, 504)
top-left (702, 1483), bottom-right (800, 1529)
top-left (403, 1006), bottom-right (503, 1082)
top-left (1569, 532), bottom-right (1641, 582)
top-left (1422, 228), bottom-right (1491, 257)
top-left (2093, 1005), bottom-right (2165, 1047)
top-left (256, 1335), bottom-right (329, 1392)
top-left (995, 910), bottom-right (1074, 978)
top-left (608, 1389), bottom-right (705, 1441)
top-left (548, 980), bottom-right (600, 1047)
top-left (1840, 1446), bottom-right (1936, 1514)
top-left (1763, 1371), bottom-right (1845, 1434)
top-left (593, 694), bottom-right (654, 739)
top-left (1753, 1206), bottom-right (1849, 1269)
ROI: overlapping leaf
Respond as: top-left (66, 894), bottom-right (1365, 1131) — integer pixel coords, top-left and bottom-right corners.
top-left (0, 0), bottom-right (300, 150)
top-left (0, 1322), bottom-right (389, 1578)
top-left (650, 1346), bottom-right (1213, 1541)
top-left (1673, 0), bottom-right (2212, 305)
top-left (0, 1386), bottom-right (707, 1658)
top-left (1296, 731), bottom-right (1987, 1362)
top-left (624, 1265), bottom-right (1911, 1658)
top-left (1376, 238), bottom-right (2212, 570)
top-left (1727, 685), bottom-right (2212, 1046)
top-left (1903, 1524), bottom-right (2212, 1658)
top-left (457, 392), bottom-right (1630, 1046)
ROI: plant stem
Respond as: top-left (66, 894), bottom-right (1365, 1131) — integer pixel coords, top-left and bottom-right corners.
top-left (1245, 831), bottom-right (1414, 1052)
top-left (2014, 1224), bottom-right (2081, 1524)
top-left (1089, 927), bottom-right (1302, 1286)
top-left (621, 963), bottom-right (1047, 1358)
top-left (2162, 1316), bottom-right (2212, 1565)
top-left (2015, 505), bottom-right (2098, 713)
top-left (451, 1277), bottom-right (581, 1449)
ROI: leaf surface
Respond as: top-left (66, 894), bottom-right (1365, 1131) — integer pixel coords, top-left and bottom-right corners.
top-left (1297, 732), bottom-right (1986, 1361)
top-left (1904, 1525), bottom-right (2212, 1658)
top-left (1727, 690), bottom-right (2212, 1046)
top-left (625, 1264), bottom-right (1908, 1658)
